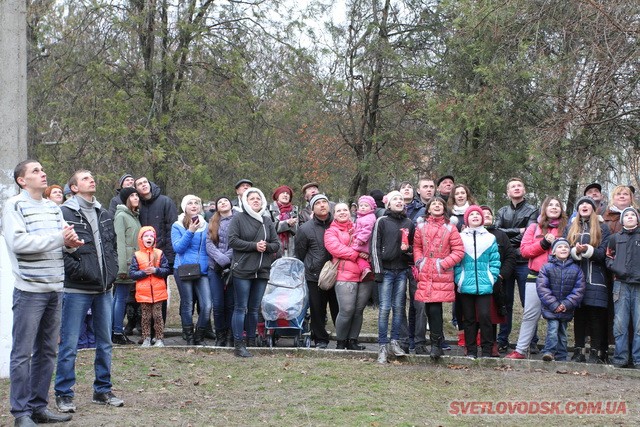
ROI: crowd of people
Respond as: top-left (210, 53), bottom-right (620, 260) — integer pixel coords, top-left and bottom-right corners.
top-left (4, 158), bottom-right (640, 426)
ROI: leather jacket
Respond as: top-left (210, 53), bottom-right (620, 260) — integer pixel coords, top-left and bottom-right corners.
top-left (495, 199), bottom-right (539, 263)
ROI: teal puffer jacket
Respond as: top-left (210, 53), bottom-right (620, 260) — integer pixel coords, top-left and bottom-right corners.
top-left (454, 226), bottom-right (501, 295)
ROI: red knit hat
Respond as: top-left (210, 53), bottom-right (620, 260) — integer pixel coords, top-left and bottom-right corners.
top-left (463, 205), bottom-right (484, 226)
top-left (272, 185), bottom-right (294, 202)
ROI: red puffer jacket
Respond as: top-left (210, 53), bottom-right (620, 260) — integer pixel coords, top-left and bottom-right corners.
top-left (413, 216), bottom-right (464, 303)
top-left (324, 219), bottom-right (362, 283)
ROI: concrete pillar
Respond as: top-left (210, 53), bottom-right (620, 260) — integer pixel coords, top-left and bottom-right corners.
top-left (0, 0), bottom-right (29, 378)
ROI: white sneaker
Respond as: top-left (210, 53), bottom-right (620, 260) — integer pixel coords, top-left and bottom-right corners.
top-left (153, 339), bottom-right (165, 347)
top-left (389, 340), bottom-right (406, 356)
top-left (377, 345), bottom-right (388, 364)
top-left (141, 337), bottom-right (151, 347)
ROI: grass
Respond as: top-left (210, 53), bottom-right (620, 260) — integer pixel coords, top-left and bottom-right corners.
top-left (1, 348), bottom-right (637, 426)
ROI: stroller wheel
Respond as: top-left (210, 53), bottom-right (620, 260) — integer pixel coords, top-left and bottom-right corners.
top-left (304, 336), bottom-right (312, 348)
top-left (266, 335), bottom-right (274, 348)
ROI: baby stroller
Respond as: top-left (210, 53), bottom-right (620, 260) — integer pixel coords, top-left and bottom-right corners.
top-left (258, 257), bottom-right (311, 348)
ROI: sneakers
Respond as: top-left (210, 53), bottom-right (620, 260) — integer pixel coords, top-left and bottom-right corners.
top-left (377, 345), bottom-right (388, 364)
top-left (153, 339), bottom-right (165, 347)
top-left (55, 395), bottom-right (76, 413)
top-left (141, 337), bottom-right (151, 347)
top-left (505, 350), bottom-right (526, 360)
top-left (389, 340), bottom-right (406, 357)
top-left (542, 353), bottom-right (554, 362)
top-left (497, 342), bottom-right (510, 353)
top-left (92, 391), bottom-right (124, 407)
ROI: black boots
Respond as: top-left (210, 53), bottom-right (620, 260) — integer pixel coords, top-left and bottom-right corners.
top-left (571, 347), bottom-right (586, 363)
top-left (183, 326), bottom-right (194, 345)
top-left (234, 340), bottom-right (253, 358)
top-left (215, 329), bottom-right (227, 347)
top-left (204, 322), bottom-right (216, 340)
top-left (347, 339), bottom-right (366, 350)
top-left (336, 340), bottom-right (347, 350)
top-left (193, 327), bottom-right (206, 345)
top-left (588, 348), bottom-right (605, 364)
top-left (430, 335), bottom-right (444, 360)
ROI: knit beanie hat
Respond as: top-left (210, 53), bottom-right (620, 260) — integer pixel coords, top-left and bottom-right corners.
top-left (620, 207), bottom-right (639, 224)
top-left (463, 205), bottom-right (485, 226)
top-left (309, 193), bottom-right (329, 209)
top-left (180, 194), bottom-right (202, 212)
top-left (358, 195), bottom-right (376, 211)
top-left (119, 173), bottom-right (133, 189)
top-left (576, 196), bottom-right (596, 211)
top-left (384, 191), bottom-right (403, 209)
top-left (272, 185), bottom-right (294, 202)
top-left (215, 196), bottom-right (232, 208)
top-left (119, 187), bottom-right (138, 204)
top-left (552, 238), bottom-right (570, 255)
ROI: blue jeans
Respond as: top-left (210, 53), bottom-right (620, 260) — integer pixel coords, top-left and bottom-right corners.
top-left (378, 269), bottom-right (408, 344)
top-left (542, 319), bottom-right (568, 360)
top-left (10, 290), bottom-right (62, 418)
top-left (208, 268), bottom-right (235, 331)
top-left (112, 282), bottom-right (132, 334)
top-left (498, 263), bottom-right (530, 346)
top-left (55, 291), bottom-right (114, 397)
top-left (232, 278), bottom-right (267, 341)
top-left (175, 274), bottom-right (212, 329)
top-left (612, 281), bottom-right (640, 366)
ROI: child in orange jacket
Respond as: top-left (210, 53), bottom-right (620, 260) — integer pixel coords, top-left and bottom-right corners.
top-left (129, 226), bottom-right (171, 347)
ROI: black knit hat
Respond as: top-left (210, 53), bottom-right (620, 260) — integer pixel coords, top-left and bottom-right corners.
top-left (576, 196), bottom-right (596, 211)
top-left (119, 187), bottom-right (138, 204)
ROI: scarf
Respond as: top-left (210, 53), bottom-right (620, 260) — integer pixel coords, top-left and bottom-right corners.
top-left (277, 202), bottom-right (294, 247)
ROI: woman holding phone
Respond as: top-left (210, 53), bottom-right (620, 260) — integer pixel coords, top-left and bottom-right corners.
top-left (172, 194), bottom-right (211, 345)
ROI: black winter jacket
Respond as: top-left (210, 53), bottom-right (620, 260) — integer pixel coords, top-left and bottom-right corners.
top-left (606, 227), bottom-right (640, 285)
top-left (295, 213), bottom-right (333, 282)
top-left (370, 210), bottom-right (415, 273)
top-left (61, 197), bottom-right (118, 293)
top-left (138, 182), bottom-right (178, 264)
top-left (565, 219), bottom-right (610, 308)
top-left (228, 210), bottom-right (280, 280)
top-left (495, 199), bottom-right (539, 263)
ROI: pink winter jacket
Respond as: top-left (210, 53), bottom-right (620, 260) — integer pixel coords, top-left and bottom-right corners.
top-left (413, 216), bottom-right (464, 303)
top-left (352, 211), bottom-right (377, 253)
top-left (324, 219), bottom-right (362, 282)
top-left (520, 222), bottom-right (564, 273)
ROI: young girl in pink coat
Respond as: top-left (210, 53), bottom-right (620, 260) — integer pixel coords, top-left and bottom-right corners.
top-left (413, 196), bottom-right (464, 360)
top-left (351, 195), bottom-right (378, 281)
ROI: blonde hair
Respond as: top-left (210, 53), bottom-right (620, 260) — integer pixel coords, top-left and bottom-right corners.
top-left (608, 185), bottom-right (637, 210)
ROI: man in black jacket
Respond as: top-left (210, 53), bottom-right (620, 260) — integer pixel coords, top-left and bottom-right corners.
top-left (494, 177), bottom-right (539, 353)
top-left (295, 194), bottom-right (338, 348)
top-left (134, 177), bottom-right (178, 268)
top-left (55, 170), bottom-right (124, 413)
